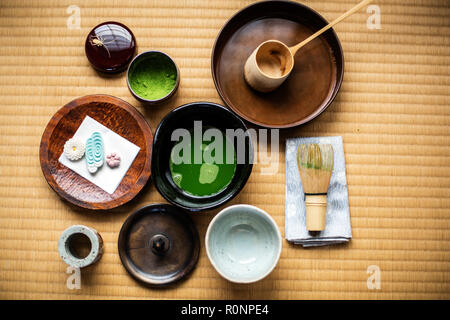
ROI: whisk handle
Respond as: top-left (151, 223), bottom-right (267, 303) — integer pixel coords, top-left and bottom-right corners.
top-left (305, 194), bottom-right (327, 231)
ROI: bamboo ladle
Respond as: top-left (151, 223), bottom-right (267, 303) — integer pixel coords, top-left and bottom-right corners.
top-left (244, 0), bottom-right (373, 93)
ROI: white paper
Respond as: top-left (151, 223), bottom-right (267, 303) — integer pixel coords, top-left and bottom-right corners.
top-left (58, 116), bottom-right (141, 194)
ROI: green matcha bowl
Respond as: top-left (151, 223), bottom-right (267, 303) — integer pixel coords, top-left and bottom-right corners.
top-left (127, 51), bottom-right (179, 105)
top-left (151, 102), bottom-right (254, 212)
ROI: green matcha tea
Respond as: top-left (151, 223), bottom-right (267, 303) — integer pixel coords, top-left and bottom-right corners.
top-left (169, 130), bottom-right (236, 197)
top-left (128, 53), bottom-right (177, 100)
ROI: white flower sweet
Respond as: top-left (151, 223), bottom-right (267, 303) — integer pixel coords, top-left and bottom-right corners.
top-left (63, 138), bottom-right (85, 161)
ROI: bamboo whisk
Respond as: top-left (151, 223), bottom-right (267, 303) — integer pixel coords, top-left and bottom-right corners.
top-left (297, 144), bottom-right (334, 231)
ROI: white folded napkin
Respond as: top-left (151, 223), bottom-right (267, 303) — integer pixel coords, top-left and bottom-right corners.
top-left (285, 136), bottom-right (352, 247)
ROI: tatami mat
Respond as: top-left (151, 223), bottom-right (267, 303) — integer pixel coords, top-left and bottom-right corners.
top-left (0, 0), bottom-right (449, 299)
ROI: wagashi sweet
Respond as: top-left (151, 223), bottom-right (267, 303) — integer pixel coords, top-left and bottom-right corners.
top-left (85, 132), bottom-right (104, 173)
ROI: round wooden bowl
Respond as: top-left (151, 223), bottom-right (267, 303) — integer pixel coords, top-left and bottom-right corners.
top-left (211, 0), bottom-right (344, 128)
top-left (39, 95), bottom-right (153, 210)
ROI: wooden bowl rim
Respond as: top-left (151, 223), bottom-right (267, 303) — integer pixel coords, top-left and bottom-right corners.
top-left (39, 94), bottom-right (153, 210)
top-left (211, 0), bottom-right (345, 129)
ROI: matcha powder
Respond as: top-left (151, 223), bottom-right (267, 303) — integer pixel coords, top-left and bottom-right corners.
top-left (129, 53), bottom-right (177, 100)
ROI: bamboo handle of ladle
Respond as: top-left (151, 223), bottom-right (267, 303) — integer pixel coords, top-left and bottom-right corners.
top-left (289, 0), bottom-right (373, 55)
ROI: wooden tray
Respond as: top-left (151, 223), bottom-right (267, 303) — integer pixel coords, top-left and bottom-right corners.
top-left (39, 95), bottom-right (153, 210)
top-left (211, 0), bottom-right (344, 128)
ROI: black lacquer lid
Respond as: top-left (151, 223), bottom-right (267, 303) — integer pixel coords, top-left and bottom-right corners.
top-left (85, 21), bottom-right (136, 73)
top-left (118, 204), bottom-right (200, 286)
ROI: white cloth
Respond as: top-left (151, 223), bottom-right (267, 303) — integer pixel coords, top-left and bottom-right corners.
top-left (285, 136), bottom-right (352, 247)
top-left (58, 116), bottom-right (140, 194)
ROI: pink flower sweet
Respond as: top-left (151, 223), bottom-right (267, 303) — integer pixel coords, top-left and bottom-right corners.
top-left (106, 152), bottom-right (121, 168)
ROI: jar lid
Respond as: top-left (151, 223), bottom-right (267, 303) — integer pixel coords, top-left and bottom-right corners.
top-left (85, 21), bottom-right (136, 73)
top-left (118, 204), bottom-right (200, 286)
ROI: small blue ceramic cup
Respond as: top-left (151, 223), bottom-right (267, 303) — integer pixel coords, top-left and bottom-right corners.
top-left (205, 204), bottom-right (282, 283)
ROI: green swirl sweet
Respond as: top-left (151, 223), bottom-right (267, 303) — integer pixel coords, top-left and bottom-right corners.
top-left (85, 132), bottom-right (104, 173)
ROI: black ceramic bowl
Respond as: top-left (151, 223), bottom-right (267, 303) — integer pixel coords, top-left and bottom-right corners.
top-left (151, 102), bottom-right (253, 212)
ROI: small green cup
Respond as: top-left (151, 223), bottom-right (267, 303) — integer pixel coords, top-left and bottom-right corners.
top-left (127, 51), bottom-right (180, 105)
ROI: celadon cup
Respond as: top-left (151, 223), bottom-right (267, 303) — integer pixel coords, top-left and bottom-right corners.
top-left (205, 204), bottom-right (282, 283)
